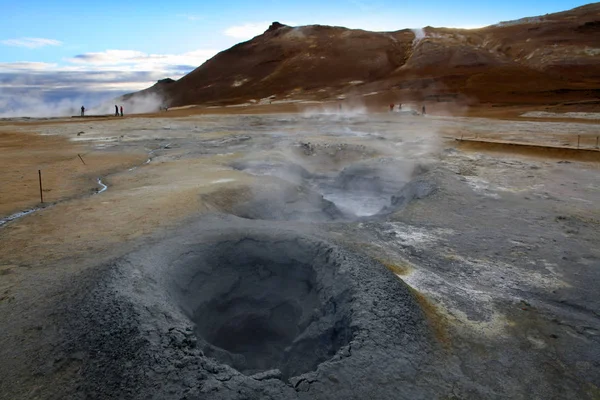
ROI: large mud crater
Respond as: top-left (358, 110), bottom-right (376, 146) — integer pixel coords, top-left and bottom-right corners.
top-left (64, 226), bottom-right (434, 399)
top-left (170, 238), bottom-right (354, 380)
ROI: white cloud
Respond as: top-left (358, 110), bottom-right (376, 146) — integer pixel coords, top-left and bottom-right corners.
top-left (177, 14), bottom-right (203, 21)
top-left (1, 38), bottom-right (62, 48)
top-left (0, 66), bottom-right (174, 117)
top-left (224, 22), bottom-right (272, 40)
top-left (68, 49), bottom-right (149, 65)
top-left (0, 62), bottom-right (58, 71)
top-left (0, 47), bottom-right (219, 108)
top-left (67, 48), bottom-right (217, 71)
top-left (0, 46), bottom-right (218, 117)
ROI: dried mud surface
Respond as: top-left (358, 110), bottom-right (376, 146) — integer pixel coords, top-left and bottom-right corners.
top-left (0, 112), bottom-right (599, 399)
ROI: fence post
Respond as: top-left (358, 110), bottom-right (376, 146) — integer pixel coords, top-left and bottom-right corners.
top-left (38, 170), bottom-right (44, 203)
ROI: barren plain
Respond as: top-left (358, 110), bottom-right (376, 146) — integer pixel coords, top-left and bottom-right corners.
top-left (0, 107), bottom-right (599, 399)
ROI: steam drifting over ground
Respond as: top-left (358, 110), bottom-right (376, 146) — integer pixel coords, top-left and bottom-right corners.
top-left (0, 89), bottom-right (165, 118)
top-left (91, 93), bottom-right (165, 116)
top-left (0, 89), bottom-right (127, 118)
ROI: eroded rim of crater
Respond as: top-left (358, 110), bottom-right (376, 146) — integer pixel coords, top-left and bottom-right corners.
top-left (64, 225), bottom-right (435, 398)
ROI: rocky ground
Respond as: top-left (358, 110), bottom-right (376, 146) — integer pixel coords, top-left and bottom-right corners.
top-left (0, 111), bottom-right (598, 399)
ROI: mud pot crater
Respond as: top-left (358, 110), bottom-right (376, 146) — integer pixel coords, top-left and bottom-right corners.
top-left (169, 238), bottom-right (354, 379)
top-left (64, 227), bottom-right (434, 398)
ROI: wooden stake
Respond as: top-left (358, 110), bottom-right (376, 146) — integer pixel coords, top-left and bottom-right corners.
top-left (38, 170), bottom-right (44, 203)
top-left (78, 154), bottom-right (86, 165)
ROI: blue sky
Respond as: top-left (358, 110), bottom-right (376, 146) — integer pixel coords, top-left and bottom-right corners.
top-left (0, 0), bottom-right (592, 116)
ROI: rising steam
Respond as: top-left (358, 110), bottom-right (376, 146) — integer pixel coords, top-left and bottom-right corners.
top-left (0, 90), bottom-right (164, 118)
top-left (89, 93), bottom-right (165, 116)
top-left (411, 28), bottom-right (426, 46)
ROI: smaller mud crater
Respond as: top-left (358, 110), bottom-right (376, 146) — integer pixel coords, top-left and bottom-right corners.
top-left (230, 157), bottom-right (433, 220)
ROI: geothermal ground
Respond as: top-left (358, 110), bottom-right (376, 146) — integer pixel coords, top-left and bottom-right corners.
top-left (0, 108), bottom-right (599, 399)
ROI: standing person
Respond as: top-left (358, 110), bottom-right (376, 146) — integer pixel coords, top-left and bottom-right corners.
top-left (422, 105), bottom-right (426, 115)
top-left (120, 106), bottom-right (123, 117)
top-left (115, 105), bottom-right (119, 116)
top-left (81, 106), bottom-right (85, 117)
top-left (389, 103), bottom-right (394, 112)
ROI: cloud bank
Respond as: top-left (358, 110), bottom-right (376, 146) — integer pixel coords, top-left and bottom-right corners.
top-left (1, 38), bottom-right (62, 48)
top-left (0, 48), bottom-right (218, 117)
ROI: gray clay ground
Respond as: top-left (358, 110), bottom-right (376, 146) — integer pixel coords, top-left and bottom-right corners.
top-left (0, 113), bottom-right (599, 399)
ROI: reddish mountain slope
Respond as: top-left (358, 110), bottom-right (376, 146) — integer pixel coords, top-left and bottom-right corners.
top-left (130, 3), bottom-right (600, 108)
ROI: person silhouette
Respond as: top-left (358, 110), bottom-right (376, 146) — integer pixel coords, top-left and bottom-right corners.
top-left (81, 106), bottom-right (85, 117)
top-left (115, 105), bottom-right (119, 116)
top-left (120, 106), bottom-right (123, 117)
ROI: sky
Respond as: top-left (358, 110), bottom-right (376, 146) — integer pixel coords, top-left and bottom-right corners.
top-left (0, 0), bottom-right (592, 116)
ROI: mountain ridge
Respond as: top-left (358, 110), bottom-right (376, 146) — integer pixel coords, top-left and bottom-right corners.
top-left (127, 3), bottom-right (600, 109)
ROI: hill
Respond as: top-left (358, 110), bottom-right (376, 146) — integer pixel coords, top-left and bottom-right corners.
top-left (128, 3), bottom-right (600, 110)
